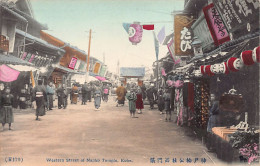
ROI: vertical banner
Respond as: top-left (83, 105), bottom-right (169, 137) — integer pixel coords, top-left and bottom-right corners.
top-left (74, 59), bottom-right (81, 71)
top-left (213, 0), bottom-right (260, 39)
top-left (30, 70), bottom-right (35, 88)
top-left (167, 38), bottom-right (181, 64)
top-left (93, 62), bottom-right (101, 74)
top-left (174, 14), bottom-right (195, 56)
top-left (99, 65), bottom-right (107, 77)
top-left (68, 57), bottom-right (77, 69)
top-left (153, 31), bottom-right (159, 61)
top-left (203, 3), bottom-right (230, 46)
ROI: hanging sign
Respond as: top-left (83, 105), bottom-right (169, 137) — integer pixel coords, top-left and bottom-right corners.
top-left (212, 0), bottom-right (260, 39)
top-left (174, 14), bottom-right (195, 56)
top-left (203, 3), bottom-right (230, 46)
top-left (93, 62), bottom-right (101, 74)
top-left (68, 57), bottom-right (77, 70)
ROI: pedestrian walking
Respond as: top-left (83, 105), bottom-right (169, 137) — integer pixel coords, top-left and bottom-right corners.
top-left (136, 87), bottom-right (144, 114)
top-left (157, 88), bottom-right (164, 115)
top-left (87, 83), bottom-right (93, 102)
top-left (33, 80), bottom-right (47, 121)
top-left (103, 84), bottom-right (109, 102)
top-left (163, 89), bottom-right (171, 121)
top-left (146, 85), bottom-right (157, 109)
top-left (94, 86), bottom-right (102, 110)
top-left (71, 84), bottom-right (78, 104)
top-left (0, 86), bottom-right (14, 130)
top-left (126, 88), bottom-right (137, 118)
top-left (57, 84), bottom-right (67, 109)
top-left (81, 82), bottom-right (88, 105)
top-left (46, 82), bottom-right (55, 110)
top-left (116, 84), bottom-right (127, 107)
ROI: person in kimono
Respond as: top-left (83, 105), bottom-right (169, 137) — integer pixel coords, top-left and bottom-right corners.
top-left (46, 81), bottom-right (55, 110)
top-left (0, 86), bottom-right (14, 130)
top-left (94, 86), bottom-right (102, 110)
top-left (135, 87), bottom-right (144, 114)
top-left (57, 84), bottom-right (67, 109)
top-left (87, 83), bottom-right (93, 102)
top-left (163, 89), bottom-right (172, 121)
top-left (157, 88), bottom-right (165, 115)
top-left (33, 80), bottom-right (47, 121)
top-left (103, 84), bottom-right (109, 102)
top-left (71, 84), bottom-right (78, 104)
top-left (116, 84), bottom-right (127, 107)
top-left (126, 88), bottom-right (137, 118)
top-left (146, 85), bottom-right (157, 109)
top-left (81, 82), bottom-right (88, 105)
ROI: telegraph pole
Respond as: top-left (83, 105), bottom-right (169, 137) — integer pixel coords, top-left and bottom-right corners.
top-left (86, 29), bottom-right (92, 82)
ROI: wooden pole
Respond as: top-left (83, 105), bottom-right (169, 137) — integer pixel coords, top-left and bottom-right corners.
top-left (86, 29), bottom-right (92, 82)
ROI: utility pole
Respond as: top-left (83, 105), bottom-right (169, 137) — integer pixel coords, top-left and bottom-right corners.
top-left (86, 29), bottom-right (92, 82)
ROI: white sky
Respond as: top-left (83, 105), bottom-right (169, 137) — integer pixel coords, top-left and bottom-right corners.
top-left (31, 0), bottom-right (184, 73)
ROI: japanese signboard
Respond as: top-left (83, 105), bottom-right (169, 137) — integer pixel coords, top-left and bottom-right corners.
top-left (213, 0), bottom-right (260, 39)
top-left (203, 3), bottom-right (230, 46)
top-left (93, 62), bottom-right (101, 74)
top-left (174, 14), bottom-right (195, 56)
top-left (68, 57), bottom-right (77, 70)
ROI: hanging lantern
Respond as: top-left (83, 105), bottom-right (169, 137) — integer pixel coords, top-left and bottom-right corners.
top-left (240, 50), bottom-right (254, 65)
top-left (252, 46), bottom-right (260, 63)
top-left (200, 65), bottom-right (205, 75)
top-left (211, 62), bottom-right (228, 74)
top-left (205, 65), bottom-right (214, 76)
top-left (194, 70), bottom-right (202, 77)
top-left (227, 57), bottom-right (244, 72)
top-left (223, 62), bottom-right (229, 74)
top-left (128, 23), bottom-right (143, 45)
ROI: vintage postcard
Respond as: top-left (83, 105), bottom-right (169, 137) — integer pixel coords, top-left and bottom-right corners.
top-left (0, 0), bottom-right (259, 166)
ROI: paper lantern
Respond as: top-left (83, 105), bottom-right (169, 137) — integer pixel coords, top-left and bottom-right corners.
top-left (223, 62), bottom-right (229, 74)
top-left (128, 23), bottom-right (143, 45)
top-left (211, 63), bottom-right (227, 74)
top-left (240, 50), bottom-right (254, 65)
top-left (227, 57), bottom-right (244, 72)
top-left (200, 65), bottom-right (205, 75)
top-left (252, 46), bottom-right (260, 63)
top-left (205, 65), bottom-right (214, 76)
top-left (194, 70), bottom-right (202, 77)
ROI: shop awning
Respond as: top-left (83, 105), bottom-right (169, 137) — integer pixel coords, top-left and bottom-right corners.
top-left (16, 29), bottom-right (65, 53)
top-left (0, 53), bottom-right (34, 66)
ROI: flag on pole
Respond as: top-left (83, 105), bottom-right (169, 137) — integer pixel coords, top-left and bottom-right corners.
top-left (0, 64), bottom-right (20, 82)
top-left (122, 23), bottom-right (131, 33)
top-left (153, 31), bottom-right (159, 60)
top-left (142, 24), bottom-right (154, 30)
top-left (157, 26), bottom-right (165, 44)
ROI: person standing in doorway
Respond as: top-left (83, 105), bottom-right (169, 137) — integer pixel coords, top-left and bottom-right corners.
top-left (0, 86), bottom-right (14, 130)
top-left (126, 88), bottom-right (137, 118)
top-left (33, 80), bottom-right (47, 121)
top-left (136, 87), bottom-right (144, 114)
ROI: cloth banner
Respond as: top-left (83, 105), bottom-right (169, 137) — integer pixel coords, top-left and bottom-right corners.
top-left (0, 64), bottom-right (20, 82)
top-left (30, 70), bottom-right (35, 88)
top-left (93, 62), bottom-right (101, 74)
top-left (167, 38), bottom-right (181, 64)
top-left (153, 31), bottom-right (159, 60)
top-left (95, 76), bottom-right (106, 81)
top-left (142, 25), bottom-right (154, 30)
top-left (157, 26), bottom-right (165, 44)
top-left (123, 23), bottom-right (131, 33)
top-left (68, 57), bottom-right (77, 70)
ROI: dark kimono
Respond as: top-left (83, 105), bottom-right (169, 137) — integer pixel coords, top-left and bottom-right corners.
top-left (94, 90), bottom-right (101, 109)
top-left (33, 85), bottom-right (47, 116)
top-left (0, 93), bottom-right (14, 124)
top-left (157, 90), bottom-right (164, 111)
top-left (81, 84), bottom-right (88, 104)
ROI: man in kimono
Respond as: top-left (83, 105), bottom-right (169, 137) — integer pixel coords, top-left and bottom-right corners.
top-left (33, 80), bottom-right (47, 121)
top-left (81, 82), bottom-right (88, 105)
top-left (57, 84), bottom-right (67, 109)
top-left (116, 84), bottom-right (127, 107)
top-left (46, 81), bottom-right (55, 110)
top-left (126, 88), bottom-right (137, 118)
top-left (71, 84), bottom-right (78, 104)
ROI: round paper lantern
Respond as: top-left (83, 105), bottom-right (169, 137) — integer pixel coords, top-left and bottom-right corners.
top-left (194, 70), bottom-right (202, 77)
top-left (128, 23), bottom-right (143, 45)
top-left (240, 50), bottom-right (254, 65)
top-left (252, 46), bottom-right (260, 63)
top-left (205, 65), bottom-right (214, 76)
top-left (210, 64), bottom-right (220, 74)
top-left (200, 65), bottom-right (205, 75)
top-left (223, 62), bottom-right (229, 74)
top-left (227, 57), bottom-right (244, 72)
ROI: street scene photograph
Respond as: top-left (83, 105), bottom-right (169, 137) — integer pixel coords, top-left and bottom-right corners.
top-left (0, 0), bottom-right (259, 166)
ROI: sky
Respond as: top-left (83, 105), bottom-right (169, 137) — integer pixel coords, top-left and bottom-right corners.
top-left (30, 0), bottom-right (184, 73)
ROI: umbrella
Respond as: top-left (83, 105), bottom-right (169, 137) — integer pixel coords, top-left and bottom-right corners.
top-left (95, 76), bottom-right (106, 81)
top-left (0, 64), bottom-right (20, 82)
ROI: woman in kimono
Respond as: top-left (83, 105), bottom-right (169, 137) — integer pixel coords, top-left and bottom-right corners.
top-left (0, 86), bottom-right (14, 130)
top-left (126, 88), bottom-right (137, 118)
top-left (116, 84), bottom-right (127, 107)
top-left (135, 87), bottom-right (144, 114)
top-left (33, 80), bottom-right (47, 121)
top-left (94, 86), bottom-right (102, 110)
top-left (71, 84), bottom-right (78, 104)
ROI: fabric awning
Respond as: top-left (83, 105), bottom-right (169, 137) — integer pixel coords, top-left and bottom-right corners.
top-left (0, 53), bottom-right (34, 66)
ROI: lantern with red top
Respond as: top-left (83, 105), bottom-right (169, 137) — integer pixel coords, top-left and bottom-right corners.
top-left (227, 57), bottom-right (244, 72)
